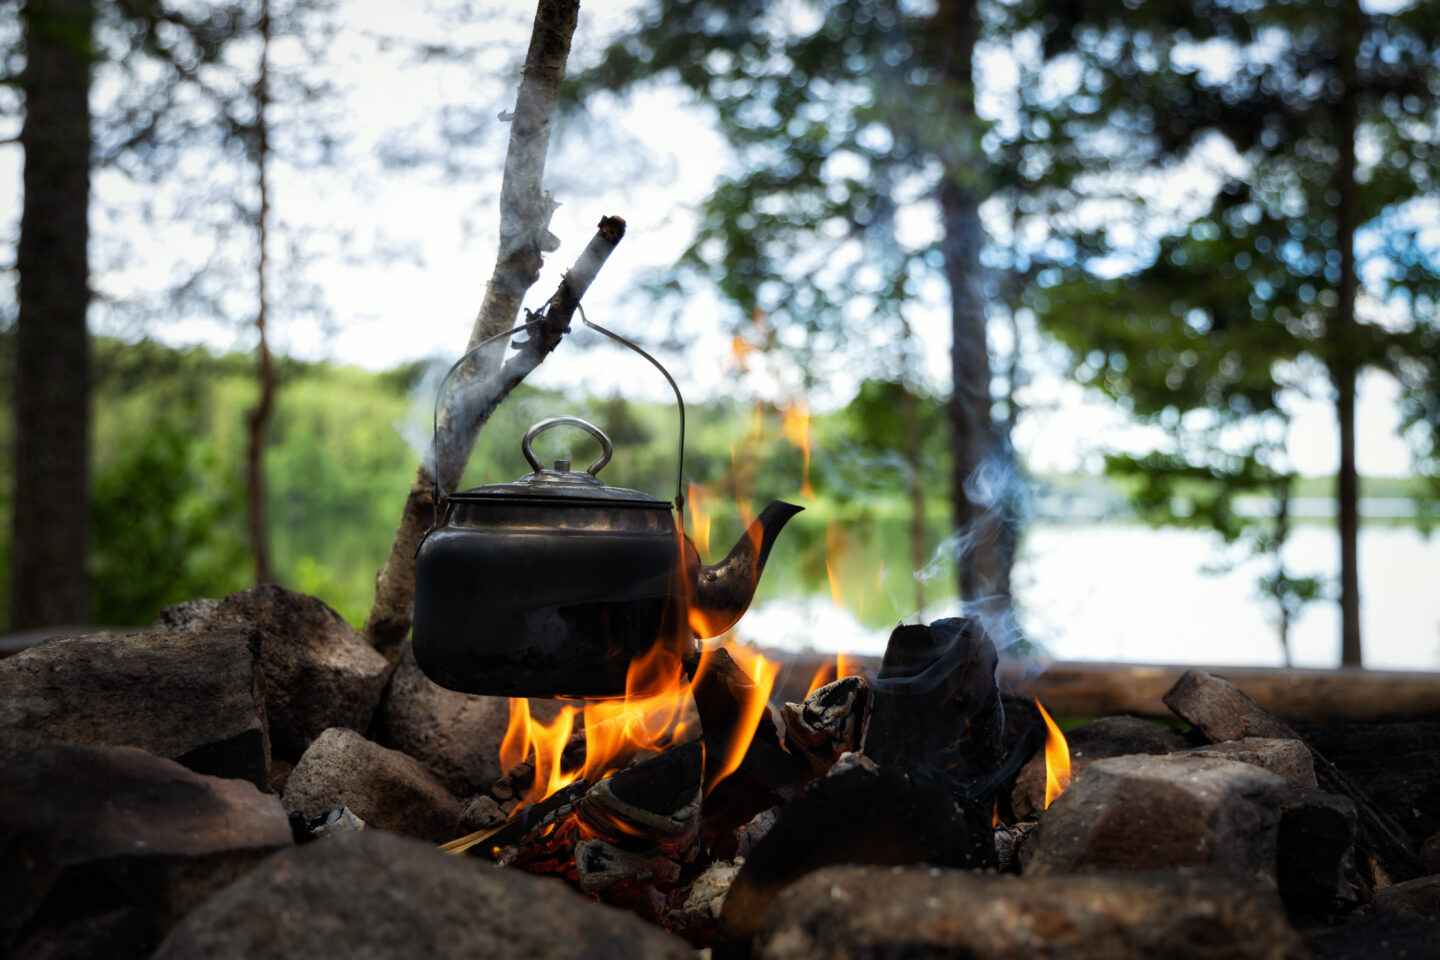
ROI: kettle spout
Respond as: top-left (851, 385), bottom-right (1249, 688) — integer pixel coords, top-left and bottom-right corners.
top-left (687, 500), bottom-right (804, 639)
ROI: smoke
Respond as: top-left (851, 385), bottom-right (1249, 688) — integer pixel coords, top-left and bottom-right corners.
top-left (911, 445), bottom-right (1030, 658)
top-left (395, 356), bottom-right (453, 473)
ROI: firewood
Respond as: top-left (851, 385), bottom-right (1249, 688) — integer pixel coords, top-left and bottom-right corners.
top-left (461, 779), bottom-right (588, 860)
top-left (780, 674), bottom-right (870, 777)
top-left (576, 741), bottom-right (702, 856)
top-left (691, 648), bottom-right (807, 839)
top-left (1163, 669), bottom-right (1422, 885)
top-left (574, 838), bottom-right (682, 895)
top-left (861, 618), bottom-right (1004, 803)
top-left (772, 654), bottom-right (1440, 725)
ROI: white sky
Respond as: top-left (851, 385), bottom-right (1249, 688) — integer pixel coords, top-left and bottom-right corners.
top-left (0, 0), bottom-right (1422, 478)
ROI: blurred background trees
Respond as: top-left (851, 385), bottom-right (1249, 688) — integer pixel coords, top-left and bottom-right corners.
top-left (1018, 0), bottom-right (1440, 664)
top-left (1, 0), bottom-right (1436, 669)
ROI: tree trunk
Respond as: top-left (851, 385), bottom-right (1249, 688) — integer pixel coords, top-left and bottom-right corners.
top-left (1333, 0), bottom-right (1362, 666)
top-left (10, 0), bottom-right (94, 630)
top-left (934, 0), bottom-right (1013, 633)
top-left (362, 0), bottom-right (580, 661)
top-left (247, 0), bottom-right (275, 586)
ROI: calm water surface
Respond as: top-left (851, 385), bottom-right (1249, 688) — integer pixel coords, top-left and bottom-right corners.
top-left (738, 525), bottom-right (1440, 671)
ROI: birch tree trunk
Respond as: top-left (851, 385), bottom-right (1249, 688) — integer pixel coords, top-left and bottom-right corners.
top-left (362, 0), bottom-right (581, 661)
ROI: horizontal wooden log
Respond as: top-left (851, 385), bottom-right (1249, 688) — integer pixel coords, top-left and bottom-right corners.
top-left (768, 652), bottom-right (1440, 725)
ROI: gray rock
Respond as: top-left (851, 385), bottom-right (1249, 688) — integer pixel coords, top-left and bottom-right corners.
top-left (152, 828), bottom-right (694, 960)
top-left (0, 627), bottom-right (270, 787)
top-left (1024, 754), bottom-right (1286, 882)
top-left (282, 727), bottom-right (462, 843)
top-left (755, 865), bottom-right (1305, 960)
top-left (374, 639), bottom-right (512, 797)
top-left (1374, 875), bottom-right (1440, 920)
top-left (159, 585), bottom-right (391, 763)
top-left (1, 744), bottom-right (291, 957)
top-left (1011, 715), bottom-right (1190, 818)
top-left (1180, 737), bottom-right (1318, 788)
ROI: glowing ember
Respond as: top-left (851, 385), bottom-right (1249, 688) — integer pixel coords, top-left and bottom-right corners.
top-left (1035, 697), bottom-right (1072, 808)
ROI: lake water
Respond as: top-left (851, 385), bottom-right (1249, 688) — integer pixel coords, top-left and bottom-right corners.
top-left (737, 524), bottom-right (1440, 672)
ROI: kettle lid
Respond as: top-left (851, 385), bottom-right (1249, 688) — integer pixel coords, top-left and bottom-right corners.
top-left (449, 416), bottom-right (668, 507)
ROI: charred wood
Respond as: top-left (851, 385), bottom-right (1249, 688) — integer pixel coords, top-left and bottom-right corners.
top-left (1278, 788), bottom-right (1366, 923)
top-left (779, 674), bottom-right (869, 778)
top-left (573, 840), bottom-right (679, 903)
top-left (861, 618), bottom-right (1004, 804)
top-left (1294, 721), bottom-right (1440, 847)
top-left (1164, 669), bottom-right (1422, 885)
top-left (666, 860), bottom-right (742, 946)
top-left (692, 648), bottom-right (807, 840)
top-left (576, 741), bottom-right (702, 856)
top-left (468, 779), bottom-right (588, 862)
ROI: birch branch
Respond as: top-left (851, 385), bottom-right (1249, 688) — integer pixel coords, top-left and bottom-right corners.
top-left (362, 0), bottom-right (580, 662)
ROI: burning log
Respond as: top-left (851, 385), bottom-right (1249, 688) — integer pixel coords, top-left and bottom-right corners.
top-left (779, 674), bottom-right (870, 777)
top-left (460, 779), bottom-right (589, 861)
top-left (1163, 669), bottom-right (1423, 885)
top-left (691, 647), bottom-right (807, 838)
top-left (575, 740), bottom-right (703, 857)
top-left (861, 618), bottom-right (1005, 803)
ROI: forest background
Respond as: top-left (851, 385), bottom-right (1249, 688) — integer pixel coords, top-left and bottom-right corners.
top-left (2, 0), bottom-right (1437, 670)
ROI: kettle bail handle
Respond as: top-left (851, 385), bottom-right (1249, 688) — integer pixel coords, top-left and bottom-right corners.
top-left (579, 308), bottom-right (687, 511)
top-left (522, 416), bottom-right (613, 477)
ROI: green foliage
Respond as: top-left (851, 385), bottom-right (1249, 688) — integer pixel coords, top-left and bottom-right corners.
top-left (92, 417), bottom-right (250, 625)
top-left (1013, 0), bottom-right (1440, 638)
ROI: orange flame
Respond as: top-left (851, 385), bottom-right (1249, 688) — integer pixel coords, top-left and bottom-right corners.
top-left (499, 696), bottom-right (532, 774)
top-left (686, 481), bottom-right (713, 560)
top-left (525, 704), bottom-right (580, 804)
top-left (728, 335), bottom-right (758, 373)
top-left (781, 396), bottom-right (815, 498)
top-left (697, 642), bottom-right (780, 794)
top-left (1035, 698), bottom-right (1071, 808)
top-left (804, 661), bottom-right (836, 697)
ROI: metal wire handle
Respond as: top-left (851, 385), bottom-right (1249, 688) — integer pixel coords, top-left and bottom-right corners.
top-left (578, 306), bottom-right (687, 510)
top-left (427, 308), bottom-right (688, 527)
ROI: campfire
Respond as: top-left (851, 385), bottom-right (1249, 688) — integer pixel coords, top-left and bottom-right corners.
top-left (433, 602), bottom-right (1046, 947)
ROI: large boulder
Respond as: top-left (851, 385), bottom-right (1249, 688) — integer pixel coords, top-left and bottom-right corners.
top-left (374, 640), bottom-right (513, 798)
top-left (281, 727), bottom-right (462, 843)
top-left (755, 865), bottom-right (1305, 960)
top-left (160, 585), bottom-right (391, 763)
top-left (1024, 754), bottom-right (1286, 882)
top-left (1, 744), bottom-right (292, 959)
top-left (1011, 715), bottom-right (1191, 819)
top-left (0, 626), bottom-right (270, 787)
top-left (152, 828), bottom-right (694, 960)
